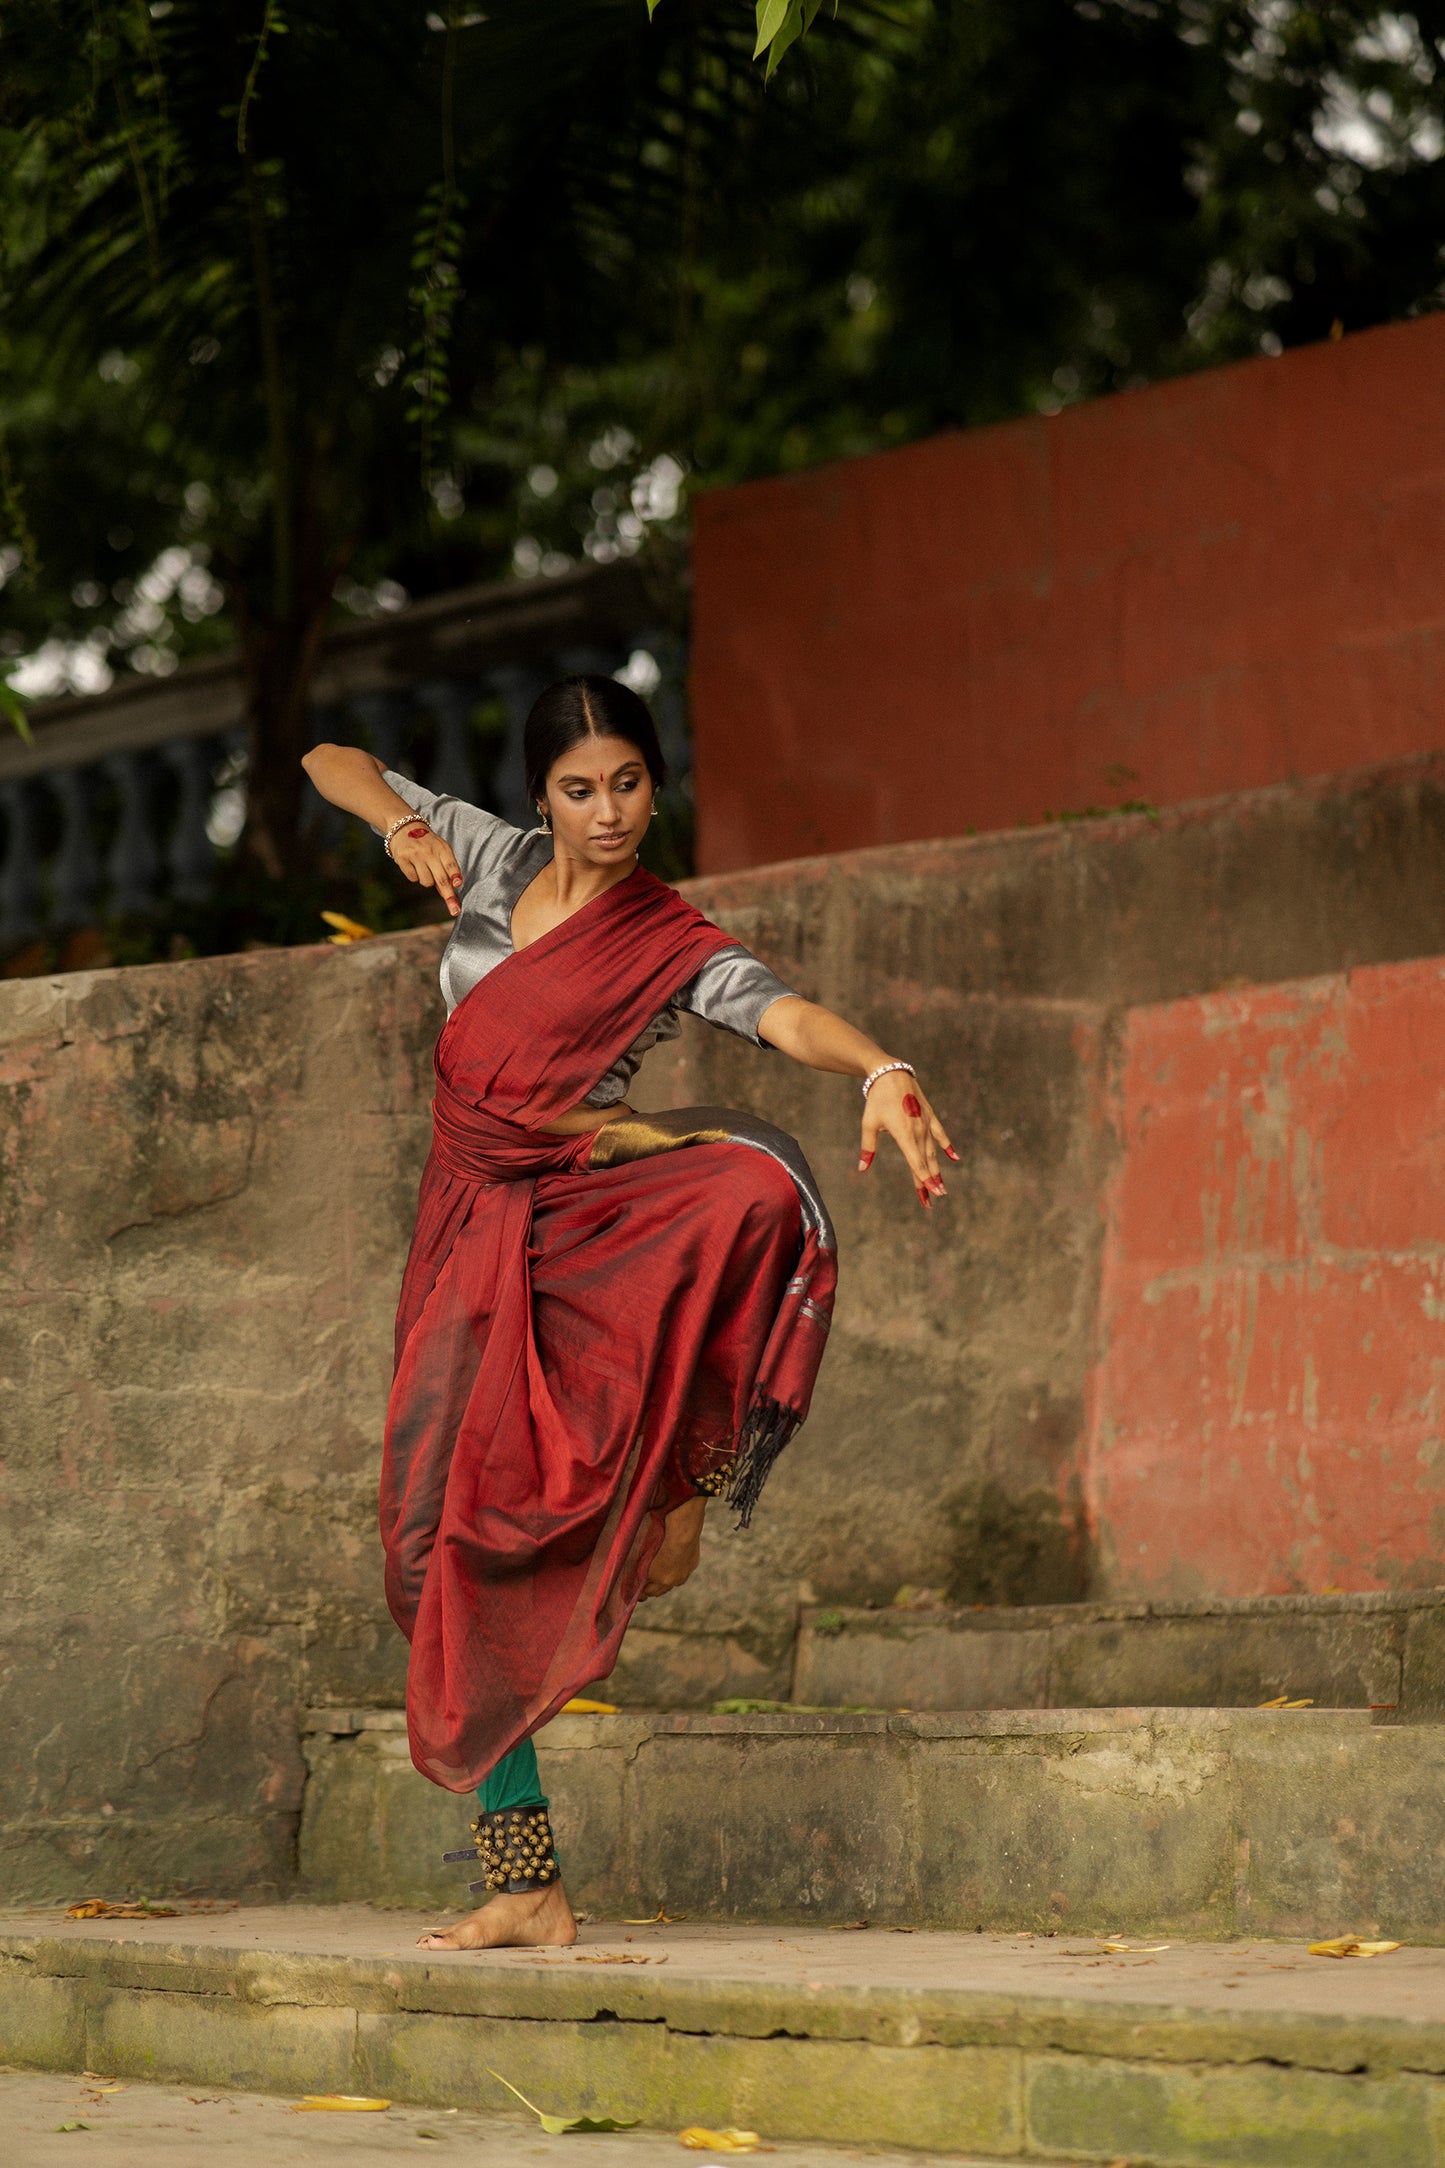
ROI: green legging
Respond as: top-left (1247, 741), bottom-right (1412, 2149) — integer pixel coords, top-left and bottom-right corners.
top-left (478, 1736), bottom-right (550, 1819)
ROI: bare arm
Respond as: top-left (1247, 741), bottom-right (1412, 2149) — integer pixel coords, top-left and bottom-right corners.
top-left (758, 995), bottom-right (957, 1210)
top-left (301, 742), bottom-right (463, 919)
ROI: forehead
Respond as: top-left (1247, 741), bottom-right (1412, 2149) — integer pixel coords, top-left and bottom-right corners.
top-left (550, 733), bottom-right (645, 777)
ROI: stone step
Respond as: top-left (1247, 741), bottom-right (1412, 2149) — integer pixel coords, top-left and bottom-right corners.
top-left (6, 1905), bottom-right (1445, 2165)
top-left (0, 2067), bottom-right (1046, 2168)
top-left (299, 1705), bottom-right (1445, 1941)
top-left (791, 1589), bottom-right (1445, 1716)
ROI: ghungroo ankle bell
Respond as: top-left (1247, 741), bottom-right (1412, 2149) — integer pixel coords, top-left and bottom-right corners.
top-left (442, 1805), bottom-right (559, 1897)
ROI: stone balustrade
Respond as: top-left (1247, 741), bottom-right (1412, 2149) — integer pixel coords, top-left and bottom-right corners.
top-left (0, 557), bottom-right (686, 948)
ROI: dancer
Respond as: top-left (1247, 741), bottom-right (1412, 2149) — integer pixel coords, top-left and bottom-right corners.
top-left (302, 675), bottom-right (953, 1950)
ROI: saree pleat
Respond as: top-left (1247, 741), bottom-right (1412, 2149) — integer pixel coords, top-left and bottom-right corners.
top-left (381, 868), bottom-right (835, 1792)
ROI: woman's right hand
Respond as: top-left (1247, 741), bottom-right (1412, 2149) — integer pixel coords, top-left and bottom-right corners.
top-left (391, 823), bottom-right (464, 919)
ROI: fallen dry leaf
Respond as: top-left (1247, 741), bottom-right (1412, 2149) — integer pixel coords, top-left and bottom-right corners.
top-left (321, 911), bottom-right (376, 943)
top-left (291, 2096), bottom-right (392, 2113)
top-left (679, 2129), bottom-right (765, 2153)
top-left (1100, 1942), bottom-right (1171, 1954)
top-left (562, 1697), bottom-right (618, 1714)
top-left (1308, 1938), bottom-right (1402, 1959)
top-left (573, 1950), bottom-right (659, 1964)
top-left (487, 2068), bottom-right (637, 2135)
top-left (66, 1899), bottom-right (178, 1919)
top-left (625, 1906), bottom-right (687, 1924)
top-left (1256, 1694), bottom-right (1314, 1709)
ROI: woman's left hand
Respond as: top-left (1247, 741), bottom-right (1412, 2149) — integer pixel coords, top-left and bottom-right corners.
top-left (859, 1069), bottom-right (958, 1211)
top-left (640, 1496), bottom-right (706, 1599)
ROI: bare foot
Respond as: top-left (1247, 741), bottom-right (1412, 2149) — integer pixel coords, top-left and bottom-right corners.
top-left (417, 1877), bottom-right (578, 1951)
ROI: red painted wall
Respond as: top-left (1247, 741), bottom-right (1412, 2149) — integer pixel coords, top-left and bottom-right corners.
top-left (691, 315), bottom-right (1445, 874)
top-left (1086, 956), bottom-right (1445, 1599)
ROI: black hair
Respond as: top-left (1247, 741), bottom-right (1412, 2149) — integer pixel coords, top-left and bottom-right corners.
top-left (522, 674), bottom-right (667, 809)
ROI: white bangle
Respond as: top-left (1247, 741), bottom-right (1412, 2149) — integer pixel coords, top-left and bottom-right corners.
top-left (861, 1059), bottom-right (915, 1102)
top-left (382, 812), bottom-right (425, 860)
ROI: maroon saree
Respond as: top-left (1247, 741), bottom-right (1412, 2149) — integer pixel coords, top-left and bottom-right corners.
top-left (381, 866), bottom-right (836, 1792)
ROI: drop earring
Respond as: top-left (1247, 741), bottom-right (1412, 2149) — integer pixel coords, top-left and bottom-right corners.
top-left (535, 805), bottom-right (552, 836)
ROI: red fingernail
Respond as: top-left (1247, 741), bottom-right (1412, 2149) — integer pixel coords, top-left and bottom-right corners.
top-left (917, 1186), bottom-right (930, 1208)
top-left (945, 1145), bottom-right (961, 1162)
top-left (858, 1151), bottom-right (874, 1171)
top-left (903, 1093), bottom-right (922, 1118)
top-left (929, 1177), bottom-right (947, 1195)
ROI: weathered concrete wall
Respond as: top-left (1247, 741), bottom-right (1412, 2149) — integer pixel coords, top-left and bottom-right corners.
top-left (1087, 953), bottom-right (1445, 1599)
top-left (692, 313), bottom-right (1445, 873)
top-left (0, 935), bottom-right (446, 1901)
top-left (623, 754), bottom-right (1445, 1698)
top-left (8, 751), bottom-right (1445, 1896)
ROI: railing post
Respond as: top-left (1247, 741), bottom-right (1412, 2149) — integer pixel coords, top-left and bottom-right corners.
top-left (50, 767), bottom-right (100, 928)
top-left (164, 736), bottom-right (219, 903)
top-left (300, 704), bottom-right (346, 846)
top-left (104, 749), bottom-right (162, 916)
top-left (489, 665), bottom-right (546, 827)
top-left (348, 690), bottom-right (410, 774)
top-left (0, 780), bottom-right (44, 947)
top-left (416, 679), bottom-right (479, 804)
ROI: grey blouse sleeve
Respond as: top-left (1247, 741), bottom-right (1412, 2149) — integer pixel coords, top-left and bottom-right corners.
top-left (380, 770), bottom-right (514, 894)
top-left (677, 943), bottom-right (796, 1047)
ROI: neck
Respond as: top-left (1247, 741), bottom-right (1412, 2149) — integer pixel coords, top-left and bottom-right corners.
top-left (547, 842), bottom-right (638, 910)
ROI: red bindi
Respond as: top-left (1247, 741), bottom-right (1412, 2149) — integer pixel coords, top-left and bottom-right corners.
top-left (903, 1093), bottom-right (922, 1118)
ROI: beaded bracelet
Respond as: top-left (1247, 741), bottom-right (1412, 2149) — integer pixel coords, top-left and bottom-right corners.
top-left (861, 1059), bottom-right (916, 1102)
top-left (382, 812), bottom-right (426, 860)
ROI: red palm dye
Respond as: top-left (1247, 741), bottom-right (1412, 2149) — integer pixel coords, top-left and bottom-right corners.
top-left (381, 867), bottom-right (834, 1791)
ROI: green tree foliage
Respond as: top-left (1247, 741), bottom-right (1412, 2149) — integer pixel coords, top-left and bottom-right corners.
top-left (0, 0), bottom-right (810, 868)
top-left (3, 1), bottom-right (1445, 868)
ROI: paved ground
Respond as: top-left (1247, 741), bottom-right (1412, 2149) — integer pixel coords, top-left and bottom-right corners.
top-left (0, 2069), bottom-right (1064, 2168)
top-left (5, 1903), bottom-right (1442, 2024)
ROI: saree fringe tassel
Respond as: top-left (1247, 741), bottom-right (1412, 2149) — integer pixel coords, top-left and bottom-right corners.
top-left (726, 1392), bottom-right (801, 1529)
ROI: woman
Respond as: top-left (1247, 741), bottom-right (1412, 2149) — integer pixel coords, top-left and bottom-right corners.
top-left (303, 675), bottom-right (953, 1952)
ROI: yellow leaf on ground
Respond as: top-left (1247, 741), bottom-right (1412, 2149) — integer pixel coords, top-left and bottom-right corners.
top-left (626, 1906), bottom-right (687, 1924)
top-left (679, 2130), bottom-right (763, 2153)
top-left (66, 1899), bottom-right (179, 1919)
top-left (1257, 1695), bottom-right (1289, 1708)
top-left (562, 1698), bottom-right (618, 1713)
top-left (1308, 1938), bottom-right (1403, 1959)
top-left (292, 2096), bottom-right (391, 2112)
top-left (320, 911), bottom-right (376, 943)
top-left (1100, 1942), bottom-right (1171, 1953)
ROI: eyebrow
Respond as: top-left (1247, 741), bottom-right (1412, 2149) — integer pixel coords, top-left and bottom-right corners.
top-left (556, 761), bottom-right (644, 783)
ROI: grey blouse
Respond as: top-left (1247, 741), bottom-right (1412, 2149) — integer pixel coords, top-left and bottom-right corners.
top-left (382, 771), bottom-right (795, 1107)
